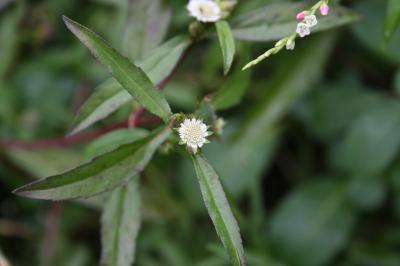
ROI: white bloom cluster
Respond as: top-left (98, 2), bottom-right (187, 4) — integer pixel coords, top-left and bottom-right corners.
top-left (296, 15), bottom-right (318, 38)
top-left (178, 118), bottom-right (212, 153)
top-left (187, 0), bottom-right (222, 23)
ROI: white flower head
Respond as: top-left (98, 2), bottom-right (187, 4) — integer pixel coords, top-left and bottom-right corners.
top-left (286, 40), bottom-right (295, 50)
top-left (178, 118), bottom-right (212, 153)
top-left (304, 15), bottom-right (318, 27)
top-left (187, 0), bottom-right (222, 23)
top-left (296, 22), bottom-right (310, 38)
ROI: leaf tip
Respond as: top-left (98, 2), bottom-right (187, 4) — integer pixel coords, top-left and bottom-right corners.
top-left (223, 66), bottom-right (231, 75)
top-left (62, 15), bottom-right (78, 33)
top-left (62, 15), bottom-right (71, 24)
top-left (12, 186), bottom-right (31, 198)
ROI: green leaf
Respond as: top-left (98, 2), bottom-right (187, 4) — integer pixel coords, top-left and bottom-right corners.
top-left (84, 128), bottom-right (148, 159)
top-left (352, 0), bottom-right (400, 63)
top-left (384, 0), bottom-right (400, 41)
top-left (69, 79), bottom-right (130, 135)
top-left (13, 126), bottom-right (172, 200)
top-left (232, 4), bottom-right (358, 42)
top-left (6, 149), bottom-right (82, 178)
top-left (0, 1), bottom-right (23, 82)
top-left (348, 175), bottom-right (386, 211)
top-left (122, 0), bottom-right (171, 61)
top-left (63, 16), bottom-right (172, 122)
top-left (70, 36), bottom-right (190, 134)
top-left (349, 243), bottom-right (400, 266)
top-left (269, 180), bottom-right (356, 266)
top-left (394, 67), bottom-right (400, 96)
top-left (216, 21), bottom-right (235, 75)
top-left (332, 101), bottom-right (400, 176)
top-left (191, 154), bottom-right (246, 266)
top-left (298, 80), bottom-right (386, 140)
top-left (212, 48), bottom-right (251, 110)
top-left (101, 177), bottom-right (141, 266)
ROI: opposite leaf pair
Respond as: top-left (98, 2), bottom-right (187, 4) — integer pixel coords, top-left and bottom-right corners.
top-left (13, 16), bottom-right (246, 266)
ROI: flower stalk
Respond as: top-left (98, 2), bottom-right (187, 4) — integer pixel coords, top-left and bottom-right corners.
top-left (242, 0), bottom-right (330, 70)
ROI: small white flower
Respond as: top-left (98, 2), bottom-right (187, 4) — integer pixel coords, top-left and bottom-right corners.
top-left (178, 118), bottom-right (211, 153)
top-left (296, 22), bottom-right (310, 38)
top-left (286, 40), bottom-right (295, 50)
top-left (304, 15), bottom-right (318, 27)
top-left (187, 0), bottom-right (222, 23)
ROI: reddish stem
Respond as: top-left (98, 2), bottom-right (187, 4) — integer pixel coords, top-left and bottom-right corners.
top-left (0, 116), bottom-right (161, 149)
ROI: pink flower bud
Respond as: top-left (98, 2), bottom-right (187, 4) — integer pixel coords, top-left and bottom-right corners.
top-left (320, 3), bottom-right (330, 16)
top-left (296, 11), bottom-right (306, 20)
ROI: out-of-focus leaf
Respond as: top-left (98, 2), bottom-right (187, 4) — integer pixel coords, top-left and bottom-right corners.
top-left (384, 0), bottom-right (400, 41)
top-left (349, 243), bottom-right (400, 266)
top-left (84, 128), bottom-right (148, 159)
top-left (6, 149), bottom-right (82, 177)
top-left (394, 67), bottom-right (400, 96)
top-left (163, 82), bottom-right (199, 111)
top-left (212, 48), bottom-right (251, 111)
top-left (90, 0), bottom-right (126, 7)
top-left (298, 82), bottom-right (386, 140)
top-left (332, 101), bottom-right (400, 176)
top-left (122, 0), bottom-right (171, 61)
top-left (269, 180), bottom-right (356, 266)
top-left (0, 1), bottom-right (22, 81)
top-left (191, 154), bottom-right (246, 266)
top-left (63, 246), bottom-right (91, 266)
top-left (216, 21), bottom-right (235, 74)
top-left (390, 160), bottom-right (400, 219)
top-left (353, 0), bottom-right (400, 63)
top-left (139, 36), bottom-right (190, 86)
top-left (13, 126), bottom-right (172, 200)
top-left (69, 79), bottom-right (130, 135)
top-left (70, 36), bottom-right (190, 134)
top-left (232, 3), bottom-right (358, 42)
top-left (101, 177), bottom-right (141, 266)
top-left (348, 175), bottom-right (386, 211)
top-left (63, 16), bottom-right (172, 122)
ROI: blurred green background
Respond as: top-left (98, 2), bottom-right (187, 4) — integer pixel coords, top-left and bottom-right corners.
top-left (1, 0), bottom-right (400, 265)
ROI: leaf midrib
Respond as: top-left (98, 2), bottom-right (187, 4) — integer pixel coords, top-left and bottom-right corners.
top-left (195, 156), bottom-right (242, 266)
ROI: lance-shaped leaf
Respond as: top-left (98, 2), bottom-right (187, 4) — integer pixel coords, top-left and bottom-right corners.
top-left (101, 177), bottom-right (141, 266)
top-left (13, 126), bottom-right (172, 200)
top-left (191, 154), bottom-right (246, 266)
top-left (70, 36), bottom-right (190, 135)
top-left (216, 21), bottom-right (235, 75)
top-left (63, 16), bottom-right (172, 122)
top-left (232, 4), bottom-right (358, 42)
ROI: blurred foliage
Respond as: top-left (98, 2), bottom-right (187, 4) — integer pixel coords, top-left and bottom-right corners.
top-left (1, 0), bottom-right (400, 265)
